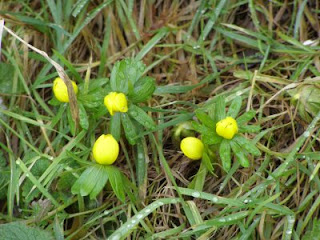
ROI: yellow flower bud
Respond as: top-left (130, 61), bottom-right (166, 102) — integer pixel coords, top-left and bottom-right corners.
top-left (92, 134), bottom-right (119, 165)
top-left (104, 92), bottom-right (128, 116)
top-left (180, 137), bottom-right (204, 160)
top-left (52, 77), bottom-right (78, 103)
top-left (216, 117), bottom-right (238, 139)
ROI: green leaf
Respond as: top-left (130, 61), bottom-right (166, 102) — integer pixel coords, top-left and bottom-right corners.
top-left (121, 113), bottom-right (137, 145)
top-left (302, 219), bottom-right (320, 240)
top-left (79, 103), bottom-right (89, 130)
top-left (193, 122), bottom-right (222, 145)
top-left (66, 106), bottom-right (76, 136)
top-left (87, 78), bottom-right (109, 92)
top-left (30, 158), bottom-right (51, 176)
top-left (110, 59), bottom-right (146, 94)
top-left (230, 141), bottom-right (250, 168)
top-left (202, 132), bottom-right (222, 145)
top-left (136, 141), bottom-right (146, 187)
top-left (239, 125), bottom-right (261, 133)
top-left (48, 96), bottom-right (61, 106)
top-left (192, 121), bottom-right (209, 134)
top-left (90, 167), bottom-right (108, 199)
top-left (135, 28), bottom-right (168, 61)
top-left (138, 113), bottom-right (193, 137)
top-left (192, 162), bottom-right (207, 191)
top-left (227, 96), bottom-right (242, 118)
top-left (110, 113), bottom-right (121, 141)
top-left (236, 110), bottom-right (256, 125)
top-left (129, 76), bottom-right (155, 103)
top-left (57, 172), bottom-right (76, 192)
top-left (128, 104), bottom-right (156, 130)
top-left (72, 0), bottom-right (90, 17)
top-left (71, 165), bottom-right (109, 199)
top-left (108, 198), bottom-right (181, 239)
top-left (0, 63), bottom-right (20, 94)
top-left (79, 166), bottom-right (101, 197)
top-left (154, 84), bottom-right (197, 94)
top-left (202, 151), bottom-right (214, 174)
top-left (195, 110), bottom-right (215, 129)
top-left (220, 139), bottom-right (231, 172)
top-left (215, 96), bottom-right (226, 121)
top-left (53, 215), bottom-right (64, 240)
top-left (233, 135), bottom-right (261, 156)
top-left (0, 222), bottom-right (54, 240)
top-left (71, 166), bottom-right (95, 196)
top-left (104, 166), bottom-right (126, 202)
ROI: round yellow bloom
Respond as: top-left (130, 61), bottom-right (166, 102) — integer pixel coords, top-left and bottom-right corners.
top-left (104, 92), bottom-right (128, 116)
top-left (180, 137), bottom-right (204, 160)
top-left (216, 117), bottom-right (238, 139)
top-left (92, 134), bottom-right (119, 165)
top-left (52, 77), bottom-right (78, 103)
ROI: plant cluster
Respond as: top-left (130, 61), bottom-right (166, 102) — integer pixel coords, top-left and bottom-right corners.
top-left (52, 58), bottom-right (261, 201)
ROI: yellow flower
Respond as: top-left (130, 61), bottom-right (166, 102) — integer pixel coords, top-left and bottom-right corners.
top-left (92, 134), bottom-right (119, 165)
top-left (216, 117), bottom-right (238, 139)
top-left (104, 92), bottom-right (128, 116)
top-left (180, 137), bottom-right (204, 160)
top-left (52, 77), bottom-right (78, 103)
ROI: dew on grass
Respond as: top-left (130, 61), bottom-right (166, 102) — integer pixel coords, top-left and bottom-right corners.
top-left (192, 191), bottom-right (200, 198)
top-left (303, 131), bottom-right (310, 138)
top-left (111, 233), bottom-right (121, 240)
top-left (212, 196), bottom-right (218, 202)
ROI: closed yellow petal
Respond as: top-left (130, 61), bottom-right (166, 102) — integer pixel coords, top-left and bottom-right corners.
top-left (216, 117), bottom-right (238, 139)
top-left (52, 77), bottom-right (78, 103)
top-left (92, 134), bottom-right (119, 165)
top-left (104, 92), bottom-right (117, 115)
top-left (104, 92), bottom-right (128, 115)
top-left (114, 93), bottom-right (128, 113)
top-left (180, 137), bottom-right (204, 160)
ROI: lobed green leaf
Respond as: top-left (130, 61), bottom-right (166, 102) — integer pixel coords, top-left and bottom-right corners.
top-left (230, 141), bottom-right (250, 168)
top-left (227, 96), bottom-right (242, 118)
top-left (220, 139), bottom-right (231, 172)
top-left (128, 104), bottom-right (156, 130)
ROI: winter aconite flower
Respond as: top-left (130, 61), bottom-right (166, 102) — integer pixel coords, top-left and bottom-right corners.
top-left (104, 92), bottom-right (128, 116)
top-left (180, 137), bottom-right (204, 160)
top-left (92, 134), bottom-right (119, 165)
top-left (52, 77), bottom-right (78, 103)
top-left (216, 117), bottom-right (238, 139)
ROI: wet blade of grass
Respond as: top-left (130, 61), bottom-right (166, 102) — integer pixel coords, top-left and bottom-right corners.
top-left (16, 158), bottom-right (60, 207)
top-left (151, 134), bottom-right (197, 226)
top-left (135, 28), bottom-right (168, 61)
top-left (270, 110), bottom-right (320, 178)
top-left (178, 187), bottom-right (244, 207)
top-left (108, 198), bottom-right (181, 239)
top-left (294, 0), bottom-right (308, 39)
top-left (198, 0), bottom-right (228, 44)
top-left (146, 223), bottom-right (185, 240)
top-left (28, 130), bottom-right (87, 196)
